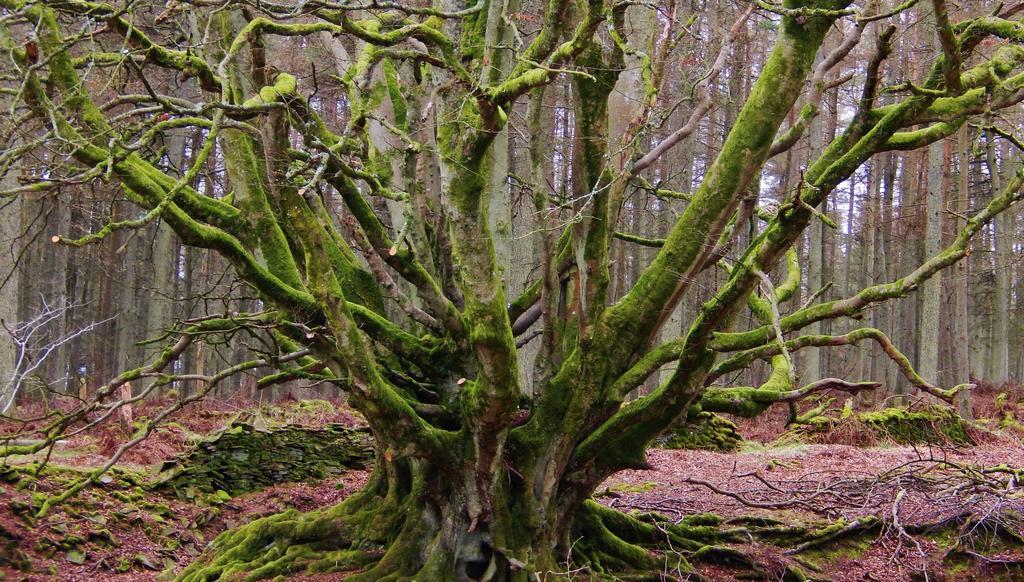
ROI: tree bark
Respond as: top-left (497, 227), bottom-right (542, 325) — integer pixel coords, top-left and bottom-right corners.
top-left (919, 138), bottom-right (944, 383)
top-left (988, 135), bottom-right (1011, 383)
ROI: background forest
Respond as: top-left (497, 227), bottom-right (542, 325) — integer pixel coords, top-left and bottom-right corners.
top-left (2, 0), bottom-right (1021, 410)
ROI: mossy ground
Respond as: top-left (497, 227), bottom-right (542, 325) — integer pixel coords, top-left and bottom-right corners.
top-left (3, 398), bottom-right (1024, 580)
top-left (779, 405), bottom-right (979, 447)
top-left (0, 456), bottom-right (369, 580)
top-left (658, 411), bottom-right (744, 452)
top-left (0, 398), bottom-right (369, 579)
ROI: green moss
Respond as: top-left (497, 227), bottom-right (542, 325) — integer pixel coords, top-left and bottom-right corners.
top-left (941, 551), bottom-right (1024, 581)
top-left (798, 534), bottom-right (870, 567)
top-left (116, 556), bottom-right (133, 572)
top-left (65, 549), bottom-right (86, 564)
top-left (658, 411), bottom-right (743, 452)
top-left (86, 528), bottom-right (119, 548)
top-left (59, 533), bottom-right (85, 549)
top-left (857, 406), bottom-right (973, 445)
top-left (241, 73), bottom-right (297, 108)
top-left (141, 501), bottom-right (173, 518)
top-left (0, 520), bottom-right (30, 570)
top-left (381, 59), bottom-right (408, 131)
top-left (680, 513), bottom-right (724, 528)
top-left (785, 406), bottom-right (975, 446)
top-left (797, 520), bottom-right (876, 569)
top-left (571, 502), bottom-right (662, 573)
top-left (692, 544), bottom-right (759, 571)
top-left (296, 399), bottom-right (334, 414)
top-left (604, 481), bottom-right (660, 495)
top-left (697, 387), bottom-right (777, 418)
top-left (152, 422), bottom-right (373, 498)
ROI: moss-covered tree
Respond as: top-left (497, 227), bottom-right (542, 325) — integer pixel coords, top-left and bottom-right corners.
top-left (3, 0), bottom-right (1024, 579)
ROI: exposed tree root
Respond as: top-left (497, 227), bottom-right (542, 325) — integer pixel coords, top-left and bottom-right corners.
top-left (178, 449), bottom-right (1024, 582)
top-left (177, 496), bottom-right (369, 580)
top-left (178, 479), bottom-right (893, 582)
top-left (568, 500), bottom-right (726, 577)
top-left (176, 473), bottom-right (434, 582)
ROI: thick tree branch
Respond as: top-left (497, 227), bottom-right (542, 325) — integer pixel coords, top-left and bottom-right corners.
top-left (699, 378), bottom-right (881, 418)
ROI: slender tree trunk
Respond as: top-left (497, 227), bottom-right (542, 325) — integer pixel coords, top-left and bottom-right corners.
top-left (802, 142), bottom-right (825, 383)
top-left (987, 134), bottom-right (1011, 383)
top-left (0, 167), bottom-right (20, 410)
top-left (865, 159), bottom-right (883, 402)
top-left (951, 129), bottom-right (972, 414)
top-left (968, 138), bottom-right (990, 381)
top-left (845, 176), bottom-right (862, 381)
top-left (919, 139), bottom-right (944, 383)
top-left (143, 129), bottom-right (186, 390)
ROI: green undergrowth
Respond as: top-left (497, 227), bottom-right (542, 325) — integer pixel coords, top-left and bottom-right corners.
top-left (151, 422), bottom-right (373, 499)
top-left (175, 475), bottom-right (423, 581)
top-left (2, 462), bottom-right (157, 523)
top-left (914, 516), bottom-right (1024, 580)
top-left (3, 462), bottom-right (145, 495)
top-left (599, 481), bottom-right (661, 496)
top-left (742, 513), bottom-right (1024, 581)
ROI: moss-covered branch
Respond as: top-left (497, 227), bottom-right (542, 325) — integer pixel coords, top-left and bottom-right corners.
top-left (44, 0), bottom-right (222, 91)
top-left (698, 378), bottom-right (881, 418)
top-left (562, 4), bottom-right (1024, 482)
top-left (0, 315), bottom-right (266, 460)
top-left (486, 0), bottom-right (606, 103)
top-left (769, 14), bottom-right (874, 157)
top-left (712, 165), bottom-right (1024, 356)
top-left (13, 2), bottom-right (456, 461)
top-left (589, 8), bottom-right (1024, 469)
top-left (600, 3), bottom-right (844, 366)
top-left (286, 96), bottom-right (462, 333)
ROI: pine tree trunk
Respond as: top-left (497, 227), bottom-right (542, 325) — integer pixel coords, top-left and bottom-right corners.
top-left (951, 129), bottom-right (972, 415)
top-left (0, 167), bottom-right (20, 412)
top-left (919, 139), bottom-right (944, 383)
top-left (986, 134), bottom-right (1011, 383)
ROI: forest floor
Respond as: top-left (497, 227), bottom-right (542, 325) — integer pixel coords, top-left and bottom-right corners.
top-left (1, 393), bottom-right (1023, 581)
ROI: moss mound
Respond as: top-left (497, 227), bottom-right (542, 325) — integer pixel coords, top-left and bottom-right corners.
top-left (658, 411), bottom-right (743, 452)
top-left (783, 405), bottom-right (976, 447)
top-left (151, 422), bottom-right (373, 499)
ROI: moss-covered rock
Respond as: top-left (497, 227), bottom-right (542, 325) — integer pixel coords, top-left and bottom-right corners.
top-left (151, 422), bottom-right (373, 499)
top-left (783, 405), bottom-right (976, 446)
top-left (860, 406), bottom-right (974, 444)
top-left (0, 521), bottom-right (31, 571)
top-left (657, 411), bottom-right (743, 452)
